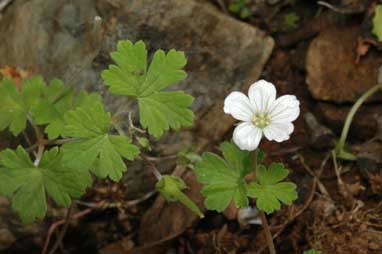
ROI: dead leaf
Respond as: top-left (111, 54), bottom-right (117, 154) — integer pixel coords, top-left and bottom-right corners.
top-left (0, 65), bottom-right (32, 89)
top-left (355, 37), bottom-right (370, 64)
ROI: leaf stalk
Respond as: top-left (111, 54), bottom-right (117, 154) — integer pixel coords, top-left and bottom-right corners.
top-left (254, 149), bottom-right (276, 254)
top-left (335, 83), bottom-right (382, 160)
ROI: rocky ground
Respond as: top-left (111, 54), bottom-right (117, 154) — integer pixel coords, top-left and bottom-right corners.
top-left (0, 0), bottom-right (381, 253)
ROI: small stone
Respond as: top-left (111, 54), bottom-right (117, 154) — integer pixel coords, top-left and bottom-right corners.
top-left (306, 25), bottom-right (382, 103)
top-left (355, 142), bottom-right (382, 175)
top-left (304, 112), bottom-right (334, 149)
top-left (0, 0), bottom-right (101, 90)
top-left (369, 241), bottom-right (380, 251)
top-left (0, 228), bottom-right (16, 250)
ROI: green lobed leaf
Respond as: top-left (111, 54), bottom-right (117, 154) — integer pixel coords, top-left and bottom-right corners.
top-left (194, 142), bottom-right (253, 212)
top-left (0, 146), bottom-right (91, 223)
top-left (61, 100), bottom-right (140, 181)
top-left (102, 40), bottom-right (193, 138)
top-left (0, 76), bottom-right (44, 135)
top-left (372, 5), bottom-right (382, 41)
top-left (101, 40), bottom-right (147, 97)
top-left (248, 163), bottom-right (297, 214)
top-left (138, 91), bottom-right (194, 138)
top-left (63, 101), bottom-right (110, 138)
top-left (31, 79), bottom-right (73, 139)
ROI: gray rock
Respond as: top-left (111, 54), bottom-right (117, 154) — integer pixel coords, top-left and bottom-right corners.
top-left (0, 0), bottom-right (274, 127)
top-left (95, 0), bottom-right (274, 113)
top-left (0, 0), bottom-right (101, 90)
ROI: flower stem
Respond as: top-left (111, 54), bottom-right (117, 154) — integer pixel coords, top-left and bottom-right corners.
top-left (141, 154), bottom-right (162, 180)
top-left (33, 144), bottom-right (44, 166)
top-left (259, 210), bottom-right (276, 254)
top-left (254, 149), bottom-right (258, 169)
top-left (336, 84), bottom-right (382, 158)
top-left (253, 150), bottom-right (276, 254)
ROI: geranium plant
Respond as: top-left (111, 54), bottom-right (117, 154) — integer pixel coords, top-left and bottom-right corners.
top-left (0, 40), bottom-right (203, 252)
top-left (195, 80), bottom-right (300, 253)
top-left (0, 40), bottom-right (300, 254)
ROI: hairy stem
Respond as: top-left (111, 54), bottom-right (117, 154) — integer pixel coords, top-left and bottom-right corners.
top-left (141, 155), bottom-right (162, 180)
top-left (336, 84), bottom-right (382, 155)
top-left (259, 211), bottom-right (276, 254)
top-left (33, 144), bottom-right (44, 166)
top-left (41, 202), bottom-right (104, 254)
top-left (26, 114), bottom-right (46, 164)
top-left (27, 114), bottom-right (44, 143)
top-left (46, 138), bottom-right (76, 145)
top-left (48, 203), bottom-right (73, 254)
top-left (128, 111), bottom-right (146, 134)
top-left (254, 149), bottom-right (276, 254)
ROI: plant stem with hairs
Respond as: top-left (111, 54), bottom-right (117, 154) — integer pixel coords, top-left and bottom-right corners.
top-left (254, 150), bottom-right (276, 254)
top-left (335, 83), bottom-right (382, 160)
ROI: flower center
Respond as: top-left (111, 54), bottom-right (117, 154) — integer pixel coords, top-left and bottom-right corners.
top-left (252, 111), bottom-right (271, 129)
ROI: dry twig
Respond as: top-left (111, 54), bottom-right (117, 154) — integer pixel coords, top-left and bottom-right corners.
top-left (256, 152), bottom-right (331, 254)
top-left (41, 201), bottom-right (105, 254)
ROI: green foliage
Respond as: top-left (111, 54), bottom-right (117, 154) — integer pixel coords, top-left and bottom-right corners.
top-left (256, 149), bottom-right (266, 165)
top-left (102, 40), bottom-right (194, 138)
top-left (0, 39), bottom-right (299, 229)
top-left (284, 12), bottom-right (300, 30)
top-left (0, 76), bottom-right (104, 139)
top-left (229, 0), bottom-right (252, 19)
top-left (194, 142), bottom-right (253, 212)
top-left (0, 40), bottom-right (201, 225)
top-left (372, 5), bottom-right (382, 41)
top-left (137, 137), bottom-right (151, 150)
top-left (0, 146), bottom-right (91, 223)
top-left (31, 79), bottom-right (73, 139)
top-left (156, 175), bottom-right (203, 217)
top-left (138, 91), bottom-right (194, 138)
top-left (0, 76), bottom-right (44, 135)
top-left (61, 100), bottom-right (140, 181)
top-left (248, 163), bottom-right (297, 214)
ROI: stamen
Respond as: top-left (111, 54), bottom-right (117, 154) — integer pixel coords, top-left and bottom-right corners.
top-left (252, 111), bottom-right (271, 129)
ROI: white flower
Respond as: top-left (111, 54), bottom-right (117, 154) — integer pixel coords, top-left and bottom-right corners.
top-left (224, 80), bottom-right (300, 151)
